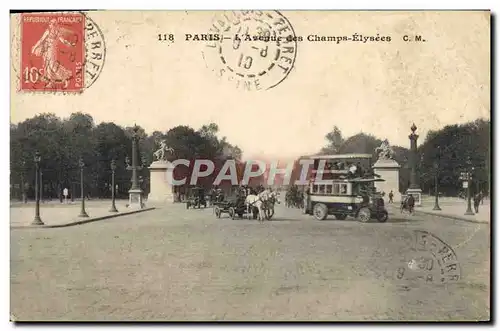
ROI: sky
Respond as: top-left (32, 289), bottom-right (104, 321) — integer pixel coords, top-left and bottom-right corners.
top-left (10, 11), bottom-right (490, 160)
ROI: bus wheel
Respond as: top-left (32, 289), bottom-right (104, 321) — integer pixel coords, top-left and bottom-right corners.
top-left (313, 203), bottom-right (328, 221)
top-left (357, 207), bottom-right (371, 223)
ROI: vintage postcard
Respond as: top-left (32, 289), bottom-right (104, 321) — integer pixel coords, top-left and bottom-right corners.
top-left (10, 10), bottom-right (490, 321)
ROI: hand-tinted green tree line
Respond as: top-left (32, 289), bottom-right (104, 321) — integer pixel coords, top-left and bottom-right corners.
top-left (10, 113), bottom-right (242, 201)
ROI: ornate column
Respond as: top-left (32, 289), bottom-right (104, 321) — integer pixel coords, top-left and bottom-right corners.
top-left (127, 125), bottom-right (144, 209)
top-left (406, 123), bottom-right (423, 206)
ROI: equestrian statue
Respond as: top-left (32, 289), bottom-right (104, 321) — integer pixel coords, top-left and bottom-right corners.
top-left (153, 140), bottom-right (174, 162)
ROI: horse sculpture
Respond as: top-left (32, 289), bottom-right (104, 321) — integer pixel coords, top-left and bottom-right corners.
top-left (245, 189), bottom-right (271, 223)
top-left (153, 140), bottom-right (174, 161)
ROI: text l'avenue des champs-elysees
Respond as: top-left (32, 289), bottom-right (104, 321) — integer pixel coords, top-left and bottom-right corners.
top-left (184, 33), bottom-right (392, 44)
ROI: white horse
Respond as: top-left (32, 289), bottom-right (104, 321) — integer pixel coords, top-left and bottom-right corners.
top-left (245, 189), bottom-right (271, 222)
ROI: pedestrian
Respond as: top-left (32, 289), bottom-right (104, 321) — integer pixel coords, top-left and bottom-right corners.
top-left (356, 162), bottom-right (364, 177)
top-left (407, 194), bottom-right (415, 214)
top-left (348, 163), bottom-right (357, 178)
top-left (388, 190), bottom-right (394, 204)
top-left (474, 192), bottom-right (482, 213)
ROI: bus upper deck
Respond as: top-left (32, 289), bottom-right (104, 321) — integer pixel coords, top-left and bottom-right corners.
top-left (301, 153), bottom-right (374, 181)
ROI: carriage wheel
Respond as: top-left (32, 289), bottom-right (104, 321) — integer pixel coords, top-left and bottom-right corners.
top-left (215, 206), bottom-right (221, 218)
top-left (357, 207), bottom-right (371, 223)
top-left (229, 207), bottom-right (236, 220)
top-left (313, 203), bottom-right (328, 221)
top-left (377, 210), bottom-right (388, 223)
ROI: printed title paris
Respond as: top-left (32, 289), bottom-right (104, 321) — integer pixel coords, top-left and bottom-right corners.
top-left (184, 33), bottom-right (392, 43)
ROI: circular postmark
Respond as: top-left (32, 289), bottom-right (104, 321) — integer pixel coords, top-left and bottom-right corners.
top-left (82, 13), bottom-right (106, 90)
top-left (369, 230), bottom-right (461, 286)
top-left (202, 10), bottom-right (298, 91)
top-left (397, 230), bottom-right (461, 285)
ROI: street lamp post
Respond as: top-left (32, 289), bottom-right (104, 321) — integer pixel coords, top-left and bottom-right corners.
top-left (40, 169), bottom-right (43, 203)
top-left (432, 146), bottom-right (441, 211)
top-left (464, 157), bottom-right (474, 215)
top-left (109, 159), bottom-right (118, 212)
top-left (78, 157), bottom-right (89, 217)
top-left (32, 151), bottom-right (44, 225)
top-left (21, 160), bottom-right (27, 203)
top-left (432, 161), bottom-right (441, 211)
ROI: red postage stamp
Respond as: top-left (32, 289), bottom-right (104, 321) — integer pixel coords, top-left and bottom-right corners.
top-left (20, 13), bottom-right (85, 92)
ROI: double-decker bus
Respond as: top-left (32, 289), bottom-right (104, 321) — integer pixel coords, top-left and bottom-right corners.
top-left (302, 154), bottom-right (389, 222)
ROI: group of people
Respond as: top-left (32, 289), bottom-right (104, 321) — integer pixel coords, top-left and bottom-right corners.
top-left (324, 161), bottom-right (366, 178)
top-left (208, 184), bottom-right (269, 204)
top-left (390, 189), bottom-right (485, 214)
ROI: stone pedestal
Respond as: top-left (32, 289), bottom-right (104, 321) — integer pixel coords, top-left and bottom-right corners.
top-left (128, 188), bottom-right (144, 209)
top-left (148, 161), bottom-right (174, 203)
top-left (373, 158), bottom-right (401, 203)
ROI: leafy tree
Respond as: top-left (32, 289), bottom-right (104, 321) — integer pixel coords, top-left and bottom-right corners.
top-left (418, 119), bottom-right (490, 196)
top-left (10, 115), bottom-right (242, 200)
top-left (320, 126), bottom-right (344, 154)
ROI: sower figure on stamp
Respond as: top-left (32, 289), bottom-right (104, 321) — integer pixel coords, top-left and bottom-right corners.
top-left (31, 19), bottom-right (77, 88)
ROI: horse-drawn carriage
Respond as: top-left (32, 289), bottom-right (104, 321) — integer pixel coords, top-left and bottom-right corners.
top-left (214, 194), bottom-right (257, 219)
top-left (186, 187), bottom-right (207, 209)
top-left (213, 186), bottom-right (279, 221)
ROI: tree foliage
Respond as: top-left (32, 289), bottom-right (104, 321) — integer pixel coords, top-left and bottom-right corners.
top-left (318, 119), bottom-right (490, 196)
top-left (418, 119), bottom-right (490, 196)
top-left (10, 115), bottom-right (242, 200)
